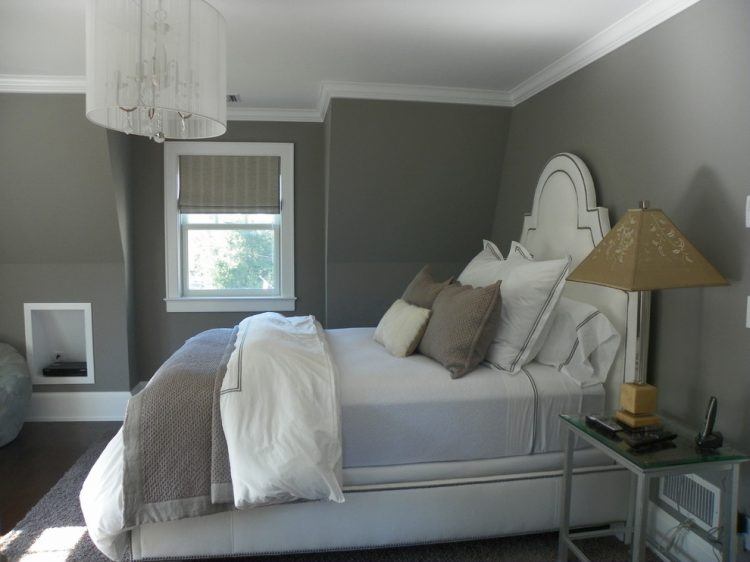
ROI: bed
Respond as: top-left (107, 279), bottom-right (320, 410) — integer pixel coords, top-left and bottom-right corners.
top-left (83, 152), bottom-right (640, 560)
top-left (335, 327), bottom-right (605, 468)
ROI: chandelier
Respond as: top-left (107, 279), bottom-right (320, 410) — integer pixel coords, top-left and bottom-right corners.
top-left (85, 0), bottom-right (227, 142)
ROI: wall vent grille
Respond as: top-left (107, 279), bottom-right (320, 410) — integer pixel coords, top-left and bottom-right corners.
top-left (658, 473), bottom-right (720, 532)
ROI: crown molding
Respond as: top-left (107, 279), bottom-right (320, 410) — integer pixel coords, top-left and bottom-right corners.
top-left (0, 73), bottom-right (85, 93)
top-left (510, 0), bottom-right (702, 104)
top-left (227, 106), bottom-right (322, 122)
top-left (0, 0), bottom-right (702, 111)
top-left (318, 81), bottom-right (514, 117)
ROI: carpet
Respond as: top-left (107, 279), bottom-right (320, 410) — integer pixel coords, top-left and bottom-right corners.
top-left (0, 439), bottom-right (655, 562)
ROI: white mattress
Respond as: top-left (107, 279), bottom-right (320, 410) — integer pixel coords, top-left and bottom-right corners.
top-left (331, 327), bottom-right (604, 468)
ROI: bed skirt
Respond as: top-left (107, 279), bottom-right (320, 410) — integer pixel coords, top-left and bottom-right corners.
top-left (131, 464), bottom-right (629, 560)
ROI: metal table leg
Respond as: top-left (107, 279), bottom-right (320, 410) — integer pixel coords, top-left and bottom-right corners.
top-left (723, 464), bottom-right (740, 562)
top-left (631, 472), bottom-right (649, 562)
top-left (558, 426), bottom-right (575, 562)
top-left (624, 471), bottom-right (637, 545)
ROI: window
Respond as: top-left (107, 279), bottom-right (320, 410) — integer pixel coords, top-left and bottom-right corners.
top-left (181, 213), bottom-right (279, 295)
top-left (164, 142), bottom-right (295, 312)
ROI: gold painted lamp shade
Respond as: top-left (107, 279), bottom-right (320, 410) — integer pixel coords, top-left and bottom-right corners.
top-left (567, 204), bottom-right (728, 290)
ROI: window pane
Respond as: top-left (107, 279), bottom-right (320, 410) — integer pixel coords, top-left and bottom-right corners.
top-left (183, 213), bottom-right (278, 225)
top-left (186, 228), bottom-right (276, 292)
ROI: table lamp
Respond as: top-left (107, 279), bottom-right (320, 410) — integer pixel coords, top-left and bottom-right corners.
top-left (567, 201), bottom-right (728, 428)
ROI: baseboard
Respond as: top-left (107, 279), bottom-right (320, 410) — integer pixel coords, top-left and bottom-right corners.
top-left (27, 391), bottom-right (131, 422)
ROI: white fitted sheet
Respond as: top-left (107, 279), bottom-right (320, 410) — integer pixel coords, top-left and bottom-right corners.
top-left (331, 327), bottom-right (604, 468)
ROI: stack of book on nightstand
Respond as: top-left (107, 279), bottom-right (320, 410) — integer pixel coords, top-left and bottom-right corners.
top-left (585, 414), bottom-right (677, 451)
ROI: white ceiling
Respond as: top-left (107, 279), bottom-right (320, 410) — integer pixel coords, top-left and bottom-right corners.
top-left (0, 0), bottom-right (697, 114)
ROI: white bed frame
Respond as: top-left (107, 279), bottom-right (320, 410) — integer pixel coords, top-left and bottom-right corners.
top-left (131, 153), bottom-right (638, 560)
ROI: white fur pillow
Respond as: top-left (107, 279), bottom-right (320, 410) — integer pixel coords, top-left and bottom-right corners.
top-left (374, 299), bottom-right (432, 357)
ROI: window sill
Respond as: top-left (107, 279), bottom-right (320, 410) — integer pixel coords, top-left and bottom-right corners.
top-left (165, 296), bottom-right (297, 313)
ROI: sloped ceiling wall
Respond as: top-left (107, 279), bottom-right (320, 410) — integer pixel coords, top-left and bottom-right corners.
top-left (0, 94), bottom-right (132, 391)
top-left (0, 95), bottom-right (123, 263)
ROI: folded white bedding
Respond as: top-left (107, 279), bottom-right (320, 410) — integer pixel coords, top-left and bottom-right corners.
top-left (82, 314), bottom-right (344, 560)
top-left (333, 328), bottom-right (603, 467)
top-left (221, 314), bottom-right (344, 508)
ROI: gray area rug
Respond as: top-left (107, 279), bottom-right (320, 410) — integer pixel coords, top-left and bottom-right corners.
top-left (0, 439), bottom-right (655, 561)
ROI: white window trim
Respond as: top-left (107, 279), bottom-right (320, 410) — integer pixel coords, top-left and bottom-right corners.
top-left (164, 141), bottom-right (296, 313)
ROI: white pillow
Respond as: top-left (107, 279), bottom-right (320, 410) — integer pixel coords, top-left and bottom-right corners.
top-left (374, 299), bottom-right (432, 357)
top-left (458, 241), bottom-right (570, 374)
top-left (537, 297), bottom-right (621, 387)
top-left (508, 240), bottom-right (534, 261)
top-left (455, 240), bottom-right (504, 287)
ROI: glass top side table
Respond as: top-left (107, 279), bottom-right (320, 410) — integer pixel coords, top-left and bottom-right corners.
top-left (558, 413), bottom-right (749, 562)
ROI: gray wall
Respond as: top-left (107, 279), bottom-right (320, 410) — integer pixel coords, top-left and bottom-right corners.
top-left (325, 99), bottom-right (511, 327)
top-left (107, 131), bottom-right (137, 389)
top-left (491, 0), bottom-right (750, 508)
top-left (0, 94), bottom-right (132, 391)
top-left (132, 101), bottom-right (511, 375)
top-left (131, 122), bottom-right (326, 379)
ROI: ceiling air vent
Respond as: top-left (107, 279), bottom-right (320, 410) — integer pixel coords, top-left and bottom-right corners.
top-left (227, 94), bottom-right (241, 103)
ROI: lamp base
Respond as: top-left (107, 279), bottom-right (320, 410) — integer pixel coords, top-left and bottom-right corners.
top-left (620, 383), bottom-right (658, 415)
top-left (615, 410), bottom-right (662, 429)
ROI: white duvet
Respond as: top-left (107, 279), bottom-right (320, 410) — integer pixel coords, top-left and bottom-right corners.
top-left (81, 314), bottom-right (344, 561)
top-left (221, 314), bottom-right (344, 507)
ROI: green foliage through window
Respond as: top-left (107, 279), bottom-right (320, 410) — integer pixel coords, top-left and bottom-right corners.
top-left (212, 230), bottom-right (275, 290)
top-left (186, 227), bottom-right (276, 292)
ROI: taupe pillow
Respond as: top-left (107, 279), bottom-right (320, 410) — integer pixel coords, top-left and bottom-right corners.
top-left (401, 266), bottom-right (453, 309)
top-left (418, 281), bottom-right (502, 378)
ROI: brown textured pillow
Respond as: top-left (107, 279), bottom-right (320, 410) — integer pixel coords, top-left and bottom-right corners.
top-left (401, 266), bottom-right (453, 309)
top-left (418, 281), bottom-right (502, 378)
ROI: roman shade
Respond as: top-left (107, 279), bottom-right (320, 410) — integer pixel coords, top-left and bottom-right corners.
top-left (178, 155), bottom-right (281, 214)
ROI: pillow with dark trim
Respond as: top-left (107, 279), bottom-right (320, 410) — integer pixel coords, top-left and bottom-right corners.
top-left (536, 297), bottom-right (621, 387)
top-left (459, 241), bottom-right (570, 374)
top-left (418, 281), bottom-right (502, 378)
top-left (401, 266), bottom-right (453, 309)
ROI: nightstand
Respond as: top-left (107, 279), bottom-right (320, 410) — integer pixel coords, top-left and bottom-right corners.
top-left (558, 413), bottom-right (749, 562)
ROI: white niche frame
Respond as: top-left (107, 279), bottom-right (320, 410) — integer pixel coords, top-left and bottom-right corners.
top-left (24, 302), bottom-right (95, 385)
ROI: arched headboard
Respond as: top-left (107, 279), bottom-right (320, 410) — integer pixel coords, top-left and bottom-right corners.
top-left (519, 153), bottom-right (637, 410)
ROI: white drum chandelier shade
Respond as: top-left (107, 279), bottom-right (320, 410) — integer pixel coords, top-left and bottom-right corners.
top-left (85, 0), bottom-right (227, 142)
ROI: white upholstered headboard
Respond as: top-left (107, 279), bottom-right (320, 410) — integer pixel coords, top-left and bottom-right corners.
top-left (519, 153), bottom-right (637, 411)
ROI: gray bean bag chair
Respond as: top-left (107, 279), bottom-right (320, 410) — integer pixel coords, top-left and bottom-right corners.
top-left (0, 344), bottom-right (32, 446)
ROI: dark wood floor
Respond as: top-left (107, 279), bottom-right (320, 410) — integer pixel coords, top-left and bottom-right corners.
top-left (0, 421), bottom-right (121, 534)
